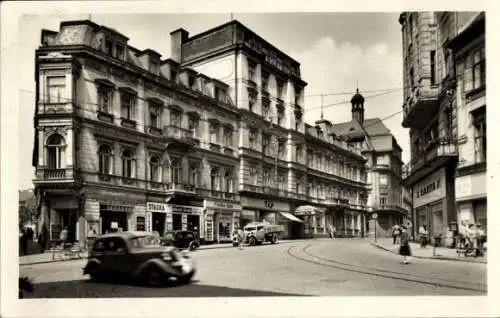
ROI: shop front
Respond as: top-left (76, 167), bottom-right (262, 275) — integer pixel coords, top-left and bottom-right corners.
top-left (455, 171), bottom-right (487, 231)
top-left (413, 167), bottom-right (452, 242)
top-left (41, 194), bottom-right (80, 242)
top-left (241, 197), bottom-right (302, 239)
top-left (100, 203), bottom-right (135, 234)
top-left (294, 205), bottom-right (325, 238)
top-left (205, 199), bottom-right (242, 243)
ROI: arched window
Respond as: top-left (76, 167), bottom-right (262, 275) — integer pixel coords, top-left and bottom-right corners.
top-left (150, 155), bottom-right (161, 182)
top-left (210, 167), bottom-right (220, 191)
top-left (98, 144), bottom-right (113, 174)
top-left (189, 163), bottom-right (199, 187)
top-left (122, 149), bottom-right (135, 178)
top-left (46, 134), bottom-right (66, 169)
top-left (170, 159), bottom-right (181, 184)
top-left (224, 170), bottom-right (233, 193)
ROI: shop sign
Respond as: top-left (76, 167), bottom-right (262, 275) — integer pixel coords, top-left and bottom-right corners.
top-left (205, 200), bottom-right (241, 210)
top-left (170, 204), bottom-right (203, 215)
top-left (413, 167), bottom-right (446, 208)
top-left (147, 202), bottom-right (168, 213)
top-left (241, 197), bottom-right (290, 211)
top-left (455, 174), bottom-right (486, 200)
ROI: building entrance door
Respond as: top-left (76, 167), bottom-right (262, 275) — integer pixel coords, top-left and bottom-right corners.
top-left (152, 212), bottom-right (166, 235)
top-left (59, 209), bottom-right (77, 242)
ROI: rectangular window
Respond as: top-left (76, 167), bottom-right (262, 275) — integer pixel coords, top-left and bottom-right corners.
top-left (97, 89), bottom-right (112, 113)
top-left (379, 174), bottom-right (388, 187)
top-left (120, 95), bottom-right (135, 119)
top-left (149, 103), bottom-right (161, 128)
top-left (248, 93), bottom-right (256, 112)
top-left (188, 116), bottom-right (199, 137)
top-left (248, 62), bottom-right (256, 81)
top-left (296, 144), bottom-right (302, 161)
top-left (277, 109), bottom-right (284, 126)
top-left (278, 141), bottom-right (285, 159)
top-left (474, 110), bottom-right (486, 163)
top-left (47, 76), bottom-right (66, 103)
top-left (170, 70), bottom-right (177, 82)
top-left (430, 50), bottom-right (436, 85)
top-left (210, 123), bottom-right (219, 144)
top-left (380, 196), bottom-right (387, 206)
top-left (464, 46), bottom-right (486, 92)
top-left (262, 134), bottom-right (270, 155)
top-left (249, 129), bottom-right (257, 149)
top-left (261, 72), bottom-right (269, 91)
top-left (277, 81), bottom-right (284, 99)
top-left (170, 110), bottom-right (181, 127)
top-left (215, 87), bottom-right (226, 102)
top-left (262, 103), bottom-right (270, 120)
top-left (223, 127), bottom-right (233, 147)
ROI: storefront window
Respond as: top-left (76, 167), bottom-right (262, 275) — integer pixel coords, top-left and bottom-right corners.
top-left (219, 221), bottom-right (231, 239)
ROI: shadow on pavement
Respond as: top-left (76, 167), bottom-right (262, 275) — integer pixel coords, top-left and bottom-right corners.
top-left (23, 279), bottom-right (307, 298)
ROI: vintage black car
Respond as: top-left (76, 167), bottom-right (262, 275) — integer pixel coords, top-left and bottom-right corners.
top-left (83, 231), bottom-right (196, 286)
top-left (161, 230), bottom-right (200, 251)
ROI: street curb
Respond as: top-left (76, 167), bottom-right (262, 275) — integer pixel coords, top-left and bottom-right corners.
top-left (20, 238), bottom-right (321, 266)
top-left (369, 242), bottom-right (487, 264)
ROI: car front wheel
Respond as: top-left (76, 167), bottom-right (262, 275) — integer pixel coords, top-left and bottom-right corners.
top-left (249, 237), bottom-right (257, 246)
top-left (189, 242), bottom-right (199, 251)
top-left (144, 265), bottom-right (166, 287)
top-left (178, 270), bottom-right (195, 284)
top-left (86, 264), bottom-right (102, 282)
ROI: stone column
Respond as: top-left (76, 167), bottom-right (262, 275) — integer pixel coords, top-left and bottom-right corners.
top-left (351, 212), bottom-right (355, 236)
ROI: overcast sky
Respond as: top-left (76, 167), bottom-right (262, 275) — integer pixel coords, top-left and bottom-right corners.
top-left (18, 12), bottom-right (407, 190)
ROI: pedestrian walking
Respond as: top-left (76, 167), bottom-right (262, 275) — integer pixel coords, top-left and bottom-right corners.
top-left (419, 225), bottom-right (428, 248)
top-left (399, 225), bottom-right (412, 264)
top-left (392, 224), bottom-right (401, 245)
top-left (476, 224), bottom-right (486, 256)
top-left (59, 227), bottom-right (69, 248)
top-left (237, 228), bottom-right (244, 250)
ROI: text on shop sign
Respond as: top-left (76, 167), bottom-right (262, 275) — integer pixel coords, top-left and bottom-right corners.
top-left (147, 202), bottom-right (167, 212)
top-left (416, 179), bottom-right (441, 198)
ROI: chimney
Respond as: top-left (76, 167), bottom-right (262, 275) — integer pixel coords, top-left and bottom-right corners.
top-left (170, 28), bottom-right (189, 63)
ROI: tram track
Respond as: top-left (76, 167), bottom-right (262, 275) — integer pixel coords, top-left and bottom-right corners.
top-left (286, 243), bottom-right (486, 293)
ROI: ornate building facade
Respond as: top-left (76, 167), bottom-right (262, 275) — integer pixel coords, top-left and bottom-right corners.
top-left (399, 12), bottom-right (485, 243)
top-left (331, 91), bottom-right (407, 238)
top-left (32, 19), bottom-right (370, 246)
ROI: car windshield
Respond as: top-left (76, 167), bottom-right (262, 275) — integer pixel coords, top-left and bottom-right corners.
top-left (129, 235), bottom-right (162, 248)
top-left (245, 226), bottom-right (256, 231)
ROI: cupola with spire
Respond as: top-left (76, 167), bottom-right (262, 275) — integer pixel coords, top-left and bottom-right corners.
top-left (351, 88), bottom-right (365, 124)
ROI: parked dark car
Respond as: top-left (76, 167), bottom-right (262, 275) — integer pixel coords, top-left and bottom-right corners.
top-left (161, 230), bottom-right (200, 251)
top-left (83, 231), bottom-right (196, 286)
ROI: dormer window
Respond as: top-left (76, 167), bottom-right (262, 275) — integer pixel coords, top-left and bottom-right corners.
top-left (188, 75), bottom-right (195, 89)
top-left (150, 61), bottom-right (159, 75)
top-left (170, 70), bottom-right (177, 82)
top-left (214, 87), bottom-right (226, 103)
top-left (104, 39), bottom-right (125, 60)
top-left (105, 40), bottom-right (113, 55)
top-left (115, 44), bottom-right (124, 60)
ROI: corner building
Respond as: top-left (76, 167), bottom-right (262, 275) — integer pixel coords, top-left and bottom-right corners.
top-left (32, 19), bottom-right (369, 246)
top-left (399, 12), bottom-right (486, 243)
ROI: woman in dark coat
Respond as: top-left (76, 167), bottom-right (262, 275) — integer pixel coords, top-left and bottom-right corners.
top-left (399, 225), bottom-right (412, 264)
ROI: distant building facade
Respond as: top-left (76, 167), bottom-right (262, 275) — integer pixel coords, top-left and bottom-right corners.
top-left (399, 12), bottom-right (485, 242)
top-left (32, 19), bottom-right (370, 246)
top-left (331, 90), bottom-right (407, 238)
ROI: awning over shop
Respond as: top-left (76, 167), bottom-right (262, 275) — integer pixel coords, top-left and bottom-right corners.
top-left (294, 205), bottom-right (325, 216)
top-left (279, 212), bottom-right (304, 223)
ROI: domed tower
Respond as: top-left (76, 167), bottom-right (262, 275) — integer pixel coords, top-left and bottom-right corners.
top-left (351, 88), bottom-right (365, 124)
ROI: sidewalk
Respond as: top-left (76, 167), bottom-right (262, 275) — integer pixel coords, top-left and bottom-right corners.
top-left (19, 238), bottom-right (307, 266)
top-left (370, 237), bottom-right (487, 264)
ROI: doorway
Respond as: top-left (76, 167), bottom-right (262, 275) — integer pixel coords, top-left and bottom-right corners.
top-left (152, 212), bottom-right (166, 235)
top-left (59, 209), bottom-right (77, 242)
top-left (187, 214), bottom-right (200, 238)
top-left (172, 213), bottom-right (182, 231)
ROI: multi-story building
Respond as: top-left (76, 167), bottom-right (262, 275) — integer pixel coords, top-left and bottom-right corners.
top-left (399, 12), bottom-right (485, 243)
top-left (331, 90), bottom-right (407, 238)
top-left (177, 20), bottom-right (370, 238)
top-left (31, 19), bottom-right (370, 246)
top-left (441, 13), bottom-right (486, 230)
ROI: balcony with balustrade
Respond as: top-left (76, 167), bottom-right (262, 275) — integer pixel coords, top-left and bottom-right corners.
top-left (372, 204), bottom-right (408, 215)
top-left (402, 86), bottom-right (439, 129)
top-left (147, 181), bottom-right (197, 195)
top-left (403, 137), bottom-right (458, 185)
top-left (33, 167), bottom-right (78, 186)
top-left (163, 125), bottom-right (198, 150)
